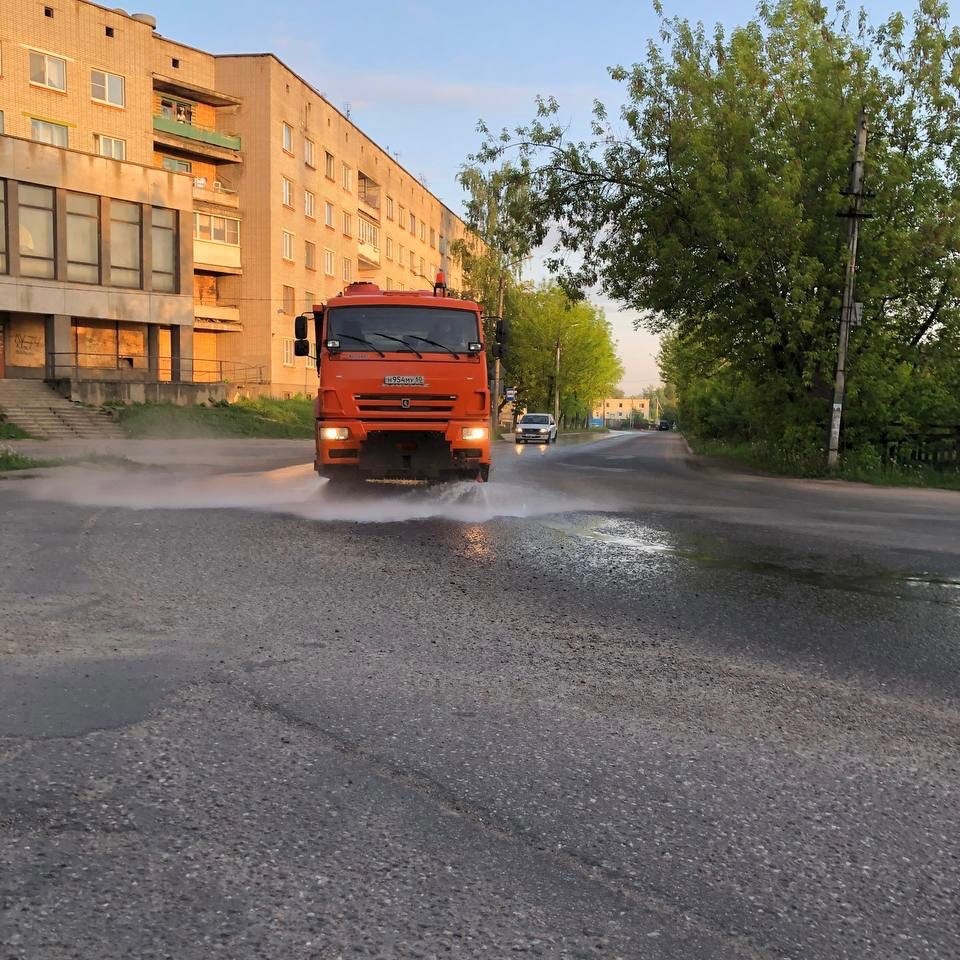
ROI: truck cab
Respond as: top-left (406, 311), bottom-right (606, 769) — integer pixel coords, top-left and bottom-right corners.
top-left (294, 278), bottom-right (492, 484)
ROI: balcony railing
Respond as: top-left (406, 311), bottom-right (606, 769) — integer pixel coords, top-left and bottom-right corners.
top-left (357, 240), bottom-right (381, 268)
top-left (153, 115), bottom-right (242, 151)
top-left (45, 351), bottom-right (265, 384)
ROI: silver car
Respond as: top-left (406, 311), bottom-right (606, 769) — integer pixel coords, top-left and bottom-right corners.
top-left (515, 413), bottom-right (558, 444)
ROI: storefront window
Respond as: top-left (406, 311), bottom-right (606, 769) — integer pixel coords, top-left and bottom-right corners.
top-left (110, 200), bottom-right (141, 288)
top-left (19, 185), bottom-right (56, 279)
top-left (66, 193), bottom-right (100, 283)
top-left (151, 208), bottom-right (177, 292)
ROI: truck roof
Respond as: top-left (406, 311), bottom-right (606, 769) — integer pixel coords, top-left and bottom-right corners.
top-left (325, 281), bottom-right (480, 311)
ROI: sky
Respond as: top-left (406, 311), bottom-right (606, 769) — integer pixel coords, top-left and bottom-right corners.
top-left (155, 0), bottom-right (906, 392)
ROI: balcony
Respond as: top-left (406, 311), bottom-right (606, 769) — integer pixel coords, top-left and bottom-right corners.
top-left (153, 115), bottom-right (242, 162)
top-left (192, 179), bottom-right (240, 209)
top-left (193, 301), bottom-right (242, 330)
top-left (194, 239), bottom-right (241, 273)
top-left (358, 173), bottom-right (381, 221)
top-left (358, 240), bottom-right (381, 269)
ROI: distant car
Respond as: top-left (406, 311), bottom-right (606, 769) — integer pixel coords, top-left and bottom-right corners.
top-left (515, 413), bottom-right (558, 444)
top-left (657, 419), bottom-right (671, 431)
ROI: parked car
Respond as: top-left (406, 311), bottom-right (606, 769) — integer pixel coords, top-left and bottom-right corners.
top-left (515, 413), bottom-right (558, 444)
top-left (657, 419), bottom-right (671, 431)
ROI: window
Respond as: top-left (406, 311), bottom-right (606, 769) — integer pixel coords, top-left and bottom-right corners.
top-left (358, 217), bottom-right (379, 249)
top-left (171, 58), bottom-right (180, 69)
top-left (341, 212), bottom-right (352, 236)
top-left (282, 122), bottom-right (293, 153)
top-left (305, 240), bottom-right (316, 270)
top-left (385, 236), bottom-right (393, 260)
top-left (0, 182), bottom-right (7, 273)
top-left (66, 192), bottom-right (100, 283)
top-left (323, 248), bottom-right (335, 276)
top-left (105, 26), bottom-right (115, 37)
top-left (341, 163), bottom-right (352, 191)
top-left (430, 227), bottom-right (436, 248)
top-left (160, 99), bottom-right (192, 124)
top-left (409, 250), bottom-right (416, 271)
top-left (385, 196), bottom-right (395, 220)
top-left (282, 286), bottom-right (295, 315)
top-left (44, 6), bottom-right (54, 16)
top-left (110, 200), bottom-right (141, 288)
top-left (398, 205), bottom-right (405, 227)
top-left (324, 201), bottom-right (334, 228)
top-left (342, 258), bottom-right (353, 282)
top-left (409, 212), bottom-right (416, 234)
top-left (95, 134), bottom-right (125, 160)
top-left (193, 213), bottom-right (239, 245)
top-left (162, 156), bottom-right (191, 173)
top-left (0, 112), bottom-right (4, 135)
top-left (304, 138), bottom-right (315, 168)
top-left (304, 190), bottom-right (316, 219)
top-left (19, 185), bottom-right (56, 279)
top-left (91, 69), bottom-right (124, 107)
top-left (282, 230), bottom-right (294, 261)
top-left (419, 222), bottom-right (426, 243)
top-left (151, 207), bottom-right (177, 292)
top-left (419, 256), bottom-right (425, 276)
top-left (398, 243), bottom-right (405, 265)
top-left (31, 118), bottom-right (68, 147)
top-left (384, 277), bottom-right (392, 290)
top-left (282, 337), bottom-right (294, 366)
top-left (30, 51), bottom-right (66, 91)
top-left (305, 291), bottom-right (315, 312)
top-left (281, 177), bottom-right (293, 207)
top-left (324, 152), bottom-right (335, 179)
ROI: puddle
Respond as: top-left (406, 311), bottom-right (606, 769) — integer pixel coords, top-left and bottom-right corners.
top-left (546, 517), bottom-right (960, 608)
top-left (25, 463), bottom-right (619, 525)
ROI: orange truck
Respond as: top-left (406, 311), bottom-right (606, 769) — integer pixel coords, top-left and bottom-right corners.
top-left (293, 275), bottom-right (493, 484)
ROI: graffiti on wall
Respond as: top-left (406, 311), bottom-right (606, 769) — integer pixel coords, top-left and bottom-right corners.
top-left (14, 334), bottom-right (43, 356)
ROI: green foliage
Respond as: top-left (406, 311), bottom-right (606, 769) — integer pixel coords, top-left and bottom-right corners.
top-left (117, 396), bottom-right (315, 439)
top-left (505, 284), bottom-right (624, 422)
top-left (471, 0), bottom-right (960, 457)
top-left (0, 447), bottom-right (44, 471)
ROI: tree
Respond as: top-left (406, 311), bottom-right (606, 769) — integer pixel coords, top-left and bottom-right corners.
top-left (506, 284), bottom-right (623, 425)
top-left (470, 0), bottom-right (960, 453)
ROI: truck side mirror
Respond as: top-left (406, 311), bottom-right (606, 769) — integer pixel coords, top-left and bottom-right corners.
top-left (294, 314), bottom-right (308, 340)
top-left (293, 340), bottom-right (311, 357)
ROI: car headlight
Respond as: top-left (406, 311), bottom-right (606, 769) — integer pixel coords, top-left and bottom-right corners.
top-left (461, 426), bottom-right (488, 441)
top-left (320, 426), bottom-right (350, 441)
top-left (539, 428), bottom-right (549, 433)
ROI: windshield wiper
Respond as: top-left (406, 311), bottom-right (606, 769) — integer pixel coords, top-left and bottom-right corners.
top-left (333, 333), bottom-right (386, 358)
top-left (371, 332), bottom-right (423, 358)
top-left (405, 335), bottom-right (460, 358)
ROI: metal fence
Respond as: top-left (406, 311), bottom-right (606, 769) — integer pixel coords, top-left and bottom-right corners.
top-left (45, 352), bottom-right (266, 385)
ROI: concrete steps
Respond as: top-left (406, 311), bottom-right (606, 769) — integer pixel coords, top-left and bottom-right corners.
top-left (0, 379), bottom-right (124, 440)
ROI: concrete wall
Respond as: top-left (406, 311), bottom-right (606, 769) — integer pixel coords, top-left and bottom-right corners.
top-left (52, 378), bottom-right (247, 407)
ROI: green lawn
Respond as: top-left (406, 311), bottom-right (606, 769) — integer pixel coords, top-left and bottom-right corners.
top-left (0, 417), bottom-right (30, 440)
top-left (117, 396), bottom-right (315, 439)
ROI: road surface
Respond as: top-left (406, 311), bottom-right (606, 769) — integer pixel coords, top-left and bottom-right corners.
top-left (2, 432), bottom-right (959, 959)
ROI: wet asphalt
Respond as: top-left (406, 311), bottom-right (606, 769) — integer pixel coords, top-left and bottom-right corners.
top-left (2, 432), bottom-right (959, 959)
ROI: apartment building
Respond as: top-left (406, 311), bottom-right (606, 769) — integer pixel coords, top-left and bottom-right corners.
top-left (0, 0), bottom-right (470, 396)
top-left (592, 397), bottom-right (651, 424)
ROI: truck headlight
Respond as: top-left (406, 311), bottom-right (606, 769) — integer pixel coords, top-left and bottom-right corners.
top-left (461, 427), bottom-right (488, 441)
top-left (320, 426), bottom-right (350, 441)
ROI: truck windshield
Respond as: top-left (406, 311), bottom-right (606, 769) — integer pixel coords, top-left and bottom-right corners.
top-left (327, 306), bottom-right (478, 354)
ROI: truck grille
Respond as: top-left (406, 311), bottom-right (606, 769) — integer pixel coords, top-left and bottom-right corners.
top-left (354, 393), bottom-right (457, 413)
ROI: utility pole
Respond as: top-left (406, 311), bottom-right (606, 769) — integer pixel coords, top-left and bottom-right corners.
top-left (553, 337), bottom-right (561, 425)
top-left (490, 272), bottom-right (504, 436)
top-left (828, 110), bottom-right (870, 470)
